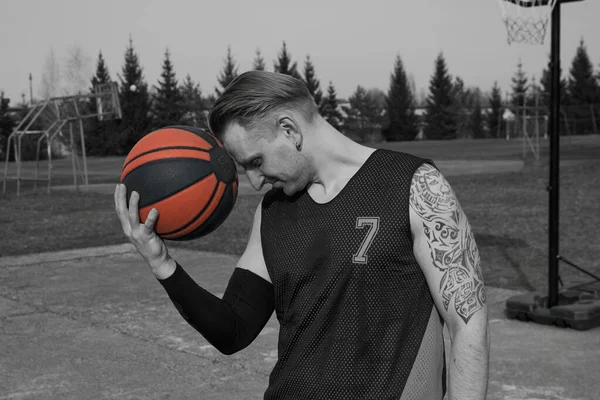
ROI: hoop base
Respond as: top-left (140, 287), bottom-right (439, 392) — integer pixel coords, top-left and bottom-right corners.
top-left (506, 284), bottom-right (600, 331)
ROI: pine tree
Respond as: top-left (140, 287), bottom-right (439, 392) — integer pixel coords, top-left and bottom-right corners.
top-left (341, 86), bottom-right (383, 142)
top-left (567, 39), bottom-right (600, 134)
top-left (273, 42), bottom-right (302, 79)
top-left (452, 77), bottom-right (468, 106)
top-left (253, 48), bottom-right (266, 71)
top-left (153, 48), bottom-right (184, 128)
top-left (540, 53), bottom-right (569, 108)
top-left (204, 93), bottom-right (217, 112)
top-left (452, 76), bottom-right (472, 138)
top-left (470, 89), bottom-right (485, 139)
top-left (321, 82), bottom-right (343, 130)
top-left (540, 53), bottom-right (570, 136)
top-left (302, 55), bottom-right (323, 112)
top-left (343, 85), bottom-right (369, 132)
top-left (90, 51), bottom-right (111, 90)
top-left (86, 50), bottom-right (118, 156)
top-left (597, 61), bottom-right (600, 92)
top-left (511, 59), bottom-right (529, 109)
top-left (180, 74), bottom-right (205, 128)
top-left (424, 53), bottom-right (457, 140)
top-left (527, 75), bottom-right (543, 108)
top-left (117, 36), bottom-right (152, 154)
top-left (0, 93), bottom-right (16, 156)
top-left (382, 55), bottom-right (419, 141)
top-left (488, 81), bottom-right (504, 138)
top-left (216, 46), bottom-right (239, 97)
top-left (365, 88), bottom-right (387, 130)
top-left (597, 62), bottom-right (600, 122)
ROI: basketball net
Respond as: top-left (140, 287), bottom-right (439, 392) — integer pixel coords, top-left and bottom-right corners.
top-left (497, 0), bottom-right (558, 45)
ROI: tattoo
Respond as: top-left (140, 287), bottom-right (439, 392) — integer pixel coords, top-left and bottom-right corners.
top-left (410, 163), bottom-right (485, 324)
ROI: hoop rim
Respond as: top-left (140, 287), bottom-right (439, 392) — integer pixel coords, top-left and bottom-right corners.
top-left (501, 0), bottom-right (582, 6)
top-left (503, 0), bottom-right (548, 7)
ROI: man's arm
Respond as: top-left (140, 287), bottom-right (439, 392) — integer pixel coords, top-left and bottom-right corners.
top-left (235, 200), bottom-right (272, 284)
top-left (157, 200), bottom-right (274, 355)
top-left (408, 163), bottom-right (490, 400)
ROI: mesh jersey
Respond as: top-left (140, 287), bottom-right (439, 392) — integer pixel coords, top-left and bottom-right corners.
top-left (260, 149), bottom-right (446, 400)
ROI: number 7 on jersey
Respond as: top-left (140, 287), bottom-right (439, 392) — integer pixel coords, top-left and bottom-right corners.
top-left (352, 217), bottom-right (380, 264)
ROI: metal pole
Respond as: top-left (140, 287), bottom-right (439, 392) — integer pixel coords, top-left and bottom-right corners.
top-left (548, 1), bottom-right (561, 308)
top-left (3, 132), bottom-right (15, 195)
top-left (70, 122), bottom-right (78, 190)
top-left (15, 135), bottom-right (22, 198)
top-left (73, 99), bottom-right (89, 188)
top-left (29, 73), bottom-right (33, 105)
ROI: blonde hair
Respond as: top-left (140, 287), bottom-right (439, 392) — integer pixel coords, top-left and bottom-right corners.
top-left (208, 71), bottom-right (319, 139)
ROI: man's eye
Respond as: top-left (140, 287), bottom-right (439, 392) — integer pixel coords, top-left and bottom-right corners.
top-left (252, 158), bottom-right (262, 167)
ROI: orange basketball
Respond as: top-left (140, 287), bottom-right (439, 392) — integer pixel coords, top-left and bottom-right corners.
top-left (120, 125), bottom-right (238, 241)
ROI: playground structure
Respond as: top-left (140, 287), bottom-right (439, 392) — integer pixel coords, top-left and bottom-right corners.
top-left (2, 82), bottom-right (122, 197)
top-left (502, 90), bottom-right (547, 160)
top-left (503, 89), bottom-right (600, 161)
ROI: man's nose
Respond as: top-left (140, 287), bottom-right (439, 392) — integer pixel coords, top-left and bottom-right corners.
top-left (246, 170), bottom-right (264, 191)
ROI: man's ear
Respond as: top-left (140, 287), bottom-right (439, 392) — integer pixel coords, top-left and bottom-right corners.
top-left (278, 116), bottom-right (303, 150)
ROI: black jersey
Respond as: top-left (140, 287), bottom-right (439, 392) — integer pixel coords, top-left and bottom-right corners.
top-left (259, 149), bottom-right (446, 400)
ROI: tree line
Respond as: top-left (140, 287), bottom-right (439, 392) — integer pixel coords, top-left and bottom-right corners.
top-left (1, 37), bottom-right (600, 159)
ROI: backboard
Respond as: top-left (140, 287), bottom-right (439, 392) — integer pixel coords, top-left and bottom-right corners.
top-left (95, 81), bottom-right (122, 121)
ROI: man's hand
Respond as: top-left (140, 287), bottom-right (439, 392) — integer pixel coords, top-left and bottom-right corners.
top-left (114, 183), bottom-right (175, 279)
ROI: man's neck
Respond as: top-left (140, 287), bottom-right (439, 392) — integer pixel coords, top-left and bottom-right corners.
top-left (305, 124), bottom-right (376, 202)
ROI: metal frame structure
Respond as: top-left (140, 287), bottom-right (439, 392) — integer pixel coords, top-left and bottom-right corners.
top-left (2, 82), bottom-right (121, 197)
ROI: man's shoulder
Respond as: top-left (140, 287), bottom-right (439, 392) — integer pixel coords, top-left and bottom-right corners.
top-left (373, 148), bottom-right (438, 176)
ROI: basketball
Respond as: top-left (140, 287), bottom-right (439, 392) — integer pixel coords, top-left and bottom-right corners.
top-left (120, 125), bottom-right (238, 241)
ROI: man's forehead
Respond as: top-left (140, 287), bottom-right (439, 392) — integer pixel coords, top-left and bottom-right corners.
top-left (221, 123), bottom-right (258, 163)
top-left (221, 121), bottom-right (246, 141)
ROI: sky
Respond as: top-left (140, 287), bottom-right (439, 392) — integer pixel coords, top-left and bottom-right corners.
top-left (1, 0), bottom-right (599, 105)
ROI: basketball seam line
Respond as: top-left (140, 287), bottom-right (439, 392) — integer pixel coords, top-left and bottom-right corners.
top-left (161, 179), bottom-right (220, 237)
top-left (164, 125), bottom-right (219, 147)
top-left (123, 146), bottom-right (210, 170)
top-left (137, 171), bottom-right (214, 209)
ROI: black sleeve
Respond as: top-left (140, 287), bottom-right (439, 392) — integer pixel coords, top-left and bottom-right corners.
top-left (157, 262), bottom-right (275, 355)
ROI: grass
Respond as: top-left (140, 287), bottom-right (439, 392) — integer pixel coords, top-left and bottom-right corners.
top-left (1, 135), bottom-right (599, 294)
top-left (448, 159), bottom-right (600, 293)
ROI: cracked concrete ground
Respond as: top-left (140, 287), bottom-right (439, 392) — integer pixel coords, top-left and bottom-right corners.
top-left (1, 243), bottom-right (599, 400)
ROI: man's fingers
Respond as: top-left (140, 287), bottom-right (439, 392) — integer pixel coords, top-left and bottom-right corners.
top-left (143, 208), bottom-right (159, 231)
top-left (114, 184), bottom-right (132, 234)
top-left (128, 190), bottom-right (141, 227)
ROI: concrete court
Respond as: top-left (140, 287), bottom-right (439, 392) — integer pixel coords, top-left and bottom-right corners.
top-left (1, 243), bottom-right (599, 400)
top-left (4, 157), bottom-right (600, 399)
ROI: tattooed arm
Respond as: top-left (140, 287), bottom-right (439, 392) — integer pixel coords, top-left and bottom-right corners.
top-left (409, 163), bottom-right (490, 400)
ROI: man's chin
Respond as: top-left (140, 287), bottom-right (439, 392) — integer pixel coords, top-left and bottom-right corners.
top-left (271, 181), bottom-right (298, 196)
top-left (277, 182), bottom-right (292, 195)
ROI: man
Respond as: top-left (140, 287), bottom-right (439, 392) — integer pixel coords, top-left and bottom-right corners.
top-left (114, 71), bottom-right (489, 399)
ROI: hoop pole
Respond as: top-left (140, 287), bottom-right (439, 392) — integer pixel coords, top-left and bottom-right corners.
top-left (16, 135), bottom-right (22, 197)
top-left (548, 0), bottom-right (561, 308)
top-left (73, 99), bottom-right (89, 188)
top-left (70, 122), bottom-right (77, 190)
top-left (535, 89), bottom-right (540, 158)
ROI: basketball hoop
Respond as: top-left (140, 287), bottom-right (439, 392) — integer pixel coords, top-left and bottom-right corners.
top-left (94, 81), bottom-right (122, 121)
top-left (497, 0), bottom-right (558, 45)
